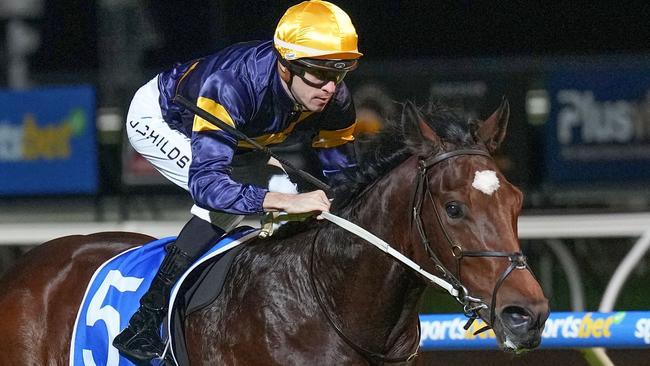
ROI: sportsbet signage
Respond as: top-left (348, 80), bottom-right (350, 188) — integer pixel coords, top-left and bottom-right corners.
top-left (419, 311), bottom-right (650, 350)
top-left (0, 86), bottom-right (97, 194)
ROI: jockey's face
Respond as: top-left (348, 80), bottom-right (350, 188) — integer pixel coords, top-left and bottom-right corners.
top-left (291, 72), bottom-right (337, 112)
top-left (279, 63), bottom-right (340, 112)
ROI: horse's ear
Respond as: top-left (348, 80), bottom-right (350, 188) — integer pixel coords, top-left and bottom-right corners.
top-left (402, 101), bottom-right (442, 146)
top-left (473, 97), bottom-right (509, 153)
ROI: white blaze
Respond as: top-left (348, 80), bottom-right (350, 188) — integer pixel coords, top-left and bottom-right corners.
top-left (472, 170), bottom-right (500, 195)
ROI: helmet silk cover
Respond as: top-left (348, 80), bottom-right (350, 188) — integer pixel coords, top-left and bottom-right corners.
top-left (274, 0), bottom-right (362, 61)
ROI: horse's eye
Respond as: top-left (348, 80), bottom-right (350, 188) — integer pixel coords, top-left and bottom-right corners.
top-left (445, 202), bottom-right (464, 219)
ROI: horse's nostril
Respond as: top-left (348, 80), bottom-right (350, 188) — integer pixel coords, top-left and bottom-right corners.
top-left (501, 306), bottom-right (531, 329)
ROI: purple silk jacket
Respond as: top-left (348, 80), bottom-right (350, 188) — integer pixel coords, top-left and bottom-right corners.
top-left (156, 40), bottom-right (357, 214)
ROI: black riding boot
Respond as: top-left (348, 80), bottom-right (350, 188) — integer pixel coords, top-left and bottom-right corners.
top-left (113, 216), bottom-right (225, 365)
top-left (112, 244), bottom-right (192, 365)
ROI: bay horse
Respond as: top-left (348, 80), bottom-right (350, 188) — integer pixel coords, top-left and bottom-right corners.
top-left (0, 100), bottom-right (548, 365)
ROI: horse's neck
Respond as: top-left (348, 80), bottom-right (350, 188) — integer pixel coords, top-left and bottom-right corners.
top-left (316, 160), bottom-right (424, 351)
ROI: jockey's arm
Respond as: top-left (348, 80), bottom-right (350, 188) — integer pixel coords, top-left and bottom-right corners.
top-left (312, 123), bottom-right (358, 183)
top-left (190, 132), bottom-right (331, 216)
top-left (189, 131), bottom-right (269, 215)
top-left (188, 74), bottom-right (271, 215)
top-left (189, 73), bottom-right (333, 217)
top-left (315, 142), bottom-right (357, 182)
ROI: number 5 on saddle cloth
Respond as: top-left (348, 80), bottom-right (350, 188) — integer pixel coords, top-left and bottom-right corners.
top-left (70, 227), bottom-right (259, 366)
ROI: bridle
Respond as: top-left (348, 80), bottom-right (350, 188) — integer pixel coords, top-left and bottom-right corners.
top-left (308, 147), bottom-right (535, 364)
top-left (412, 148), bottom-right (534, 333)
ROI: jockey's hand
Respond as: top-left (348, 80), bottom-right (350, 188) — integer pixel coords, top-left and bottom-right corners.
top-left (263, 190), bottom-right (330, 219)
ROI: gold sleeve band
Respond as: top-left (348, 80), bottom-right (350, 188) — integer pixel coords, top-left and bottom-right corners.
top-left (192, 97), bottom-right (236, 132)
top-left (312, 122), bottom-right (356, 148)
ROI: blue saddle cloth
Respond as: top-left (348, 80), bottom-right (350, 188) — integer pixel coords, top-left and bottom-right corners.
top-left (70, 227), bottom-right (259, 366)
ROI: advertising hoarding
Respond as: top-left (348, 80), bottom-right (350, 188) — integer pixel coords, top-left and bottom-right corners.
top-left (0, 86), bottom-right (98, 194)
top-left (420, 311), bottom-right (650, 350)
top-left (545, 69), bottom-right (650, 183)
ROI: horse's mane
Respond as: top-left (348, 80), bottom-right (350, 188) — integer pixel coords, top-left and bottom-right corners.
top-left (330, 102), bottom-right (476, 211)
top-left (272, 103), bottom-right (476, 239)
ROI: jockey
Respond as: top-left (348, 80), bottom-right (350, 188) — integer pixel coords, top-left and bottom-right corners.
top-left (113, 0), bottom-right (362, 363)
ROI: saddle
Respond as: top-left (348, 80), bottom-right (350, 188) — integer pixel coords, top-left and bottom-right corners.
top-left (168, 234), bottom-right (250, 366)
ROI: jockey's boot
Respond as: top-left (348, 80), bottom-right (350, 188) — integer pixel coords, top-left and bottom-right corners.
top-left (113, 215), bottom-right (226, 364)
top-left (112, 244), bottom-right (192, 365)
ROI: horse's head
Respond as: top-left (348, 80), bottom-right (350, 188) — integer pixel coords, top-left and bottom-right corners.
top-left (399, 99), bottom-right (549, 352)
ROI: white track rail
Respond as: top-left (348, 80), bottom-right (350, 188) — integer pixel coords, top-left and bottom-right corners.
top-left (2, 212), bottom-right (650, 244)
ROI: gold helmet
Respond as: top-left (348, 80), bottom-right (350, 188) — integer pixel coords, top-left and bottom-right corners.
top-left (274, 0), bottom-right (362, 73)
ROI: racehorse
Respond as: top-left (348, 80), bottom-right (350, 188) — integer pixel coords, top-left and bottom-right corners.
top-left (0, 99), bottom-right (548, 365)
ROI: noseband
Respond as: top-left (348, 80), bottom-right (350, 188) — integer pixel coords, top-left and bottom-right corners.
top-left (413, 148), bottom-right (534, 334)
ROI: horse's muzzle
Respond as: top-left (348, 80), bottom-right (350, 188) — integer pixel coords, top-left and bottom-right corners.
top-left (497, 300), bottom-right (550, 351)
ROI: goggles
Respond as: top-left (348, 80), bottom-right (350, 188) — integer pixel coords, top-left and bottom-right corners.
top-left (279, 57), bottom-right (357, 88)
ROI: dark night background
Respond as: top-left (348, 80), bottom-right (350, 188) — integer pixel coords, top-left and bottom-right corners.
top-left (19, 0), bottom-right (650, 196)
top-left (3, 6), bottom-right (650, 362)
top-left (31, 0), bottom-right (650, 74)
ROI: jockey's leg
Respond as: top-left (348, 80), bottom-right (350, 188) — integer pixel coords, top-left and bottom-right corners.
top-left (119, 76), bottom-right (247, 363)
top-left (113, 215), bottom-right (225, 364)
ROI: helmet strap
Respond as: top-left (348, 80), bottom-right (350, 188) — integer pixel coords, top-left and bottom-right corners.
top-left (277, 61), bottom-right (306, 111)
